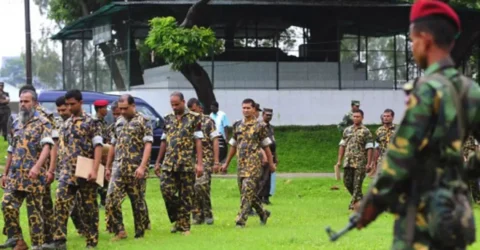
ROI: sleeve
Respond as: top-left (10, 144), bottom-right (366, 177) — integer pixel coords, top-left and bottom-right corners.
top-left (365, 130), bottom-right (374, 149)
top-left (207, 119), bottom-right (221, 140)
top-left (374, 128), bottom-right (381, 148)
top-left (361, 82), bottom-right (435, 211)
top-left (160, 116), bottom-right (168, 141)
top-left (110, 123), bottom-right (117, 145)
top-left (222, 113), bottom-right (230, 127)
top-left (229, 121), bottom-right (238, 146)
top-left (91, 119), bottom-right (104, 147)
top-left (339, 128), bottom-right (348, 146)
top-left (259, 124), bottom-right (272, 148)
top-left (40, 121), bottom-right (54, 147)
top-left (143, 119), bottom-right (154, 143)
top-left (193, 116), bottom-right (204, 139)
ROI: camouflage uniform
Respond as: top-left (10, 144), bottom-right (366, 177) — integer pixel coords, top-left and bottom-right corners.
top-left (374, 124), bottom-right (396, 176)
top-left (258, 121), bottom-right (277, 202)
top-left (0, 90), bottom-right (10, 140)
top-left (2, 111), bottom-right (53, 247)
top-left (160, 110), bottom-right (203, 232)
top-left (340, 124), bottom-right (374, 209)
top-left (359, 57), bottom-right (480, 249)
top-left (229, 118), bottom-right (272, 226)
top-left (192, 114), bottom-right (220, 224)
top-left (337, 100), bottom-right (360, 134)
top-left (107, 113), bottom-right (153, 237)
top-left (463, 135), bottom-right (480, 203)
top-left (54, 111), bottom-right (103, 247)
top-left (96, 116), bottom-right (109, 207)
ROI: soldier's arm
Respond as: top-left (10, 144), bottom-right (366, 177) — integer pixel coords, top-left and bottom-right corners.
top-left (208, 119), bottom-right (221, 164)
top-left (259, 124), bottom-right (274, 168)
top-left (106, 139), bottom-right (116, 171)
top-left (366, 131), bottom-right (374, 166)
top-left (373, 129), bottom-right (381, 163)
top-left (91, 120), bottom-right (104, 174)
top-left (140, 119), bottom-right (154, 169)
top-left (336, 130), bottom-right (348, 165)
top-left (224, 125), bottom-right (239, 169)
top-left (356, 82), bottom-right (435, 228)
top-left (35, 122), bottom-right (54, 169)
top-left (194, 118), bottom-right (204, 167)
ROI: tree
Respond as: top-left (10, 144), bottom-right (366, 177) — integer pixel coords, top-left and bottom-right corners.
top-left (146, 0), bottom-right (222, 114)
top-left (29, 28), bottom-right (62, 89)
top-left (0, 57), bottom-right (25, 86)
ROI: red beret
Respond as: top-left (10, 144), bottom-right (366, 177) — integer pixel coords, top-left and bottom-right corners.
top-left (410, 0), bottom-right (461, 31)
top-left (93, 99), bottom-right (109, 107)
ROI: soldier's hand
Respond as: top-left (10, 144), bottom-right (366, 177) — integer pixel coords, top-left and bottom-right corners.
top-left (1, 175), bottom-right (7, 188)
top-left (28, 166), bottom-right (40, 179)
top-left (154, 164), bottom-right (161, 177)
top-left (196, 164), bottom-right (204, 178)
top-left (220, 164), bottom-right (228, 174)
top-left (46, 171), bottom-right (55, 184)
top-left (213, 163), bottom-right (220, 173)
top-left (135, 166), bottom-right (147, 179)
top-left (105, 169), bottom-right (112, 181)
top-left (87, 169), bottom-right (98, 182)
top-left (270, 163), bottom-right (276, 173)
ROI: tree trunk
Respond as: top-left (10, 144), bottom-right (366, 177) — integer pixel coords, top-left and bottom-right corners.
top-left (98, 43), bottom-right (126, 90)
top-left (180, 63), bottom-right (216, 114)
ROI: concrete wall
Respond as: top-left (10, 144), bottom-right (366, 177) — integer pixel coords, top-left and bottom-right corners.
top-left (109, 88), bottom-right (406, 126)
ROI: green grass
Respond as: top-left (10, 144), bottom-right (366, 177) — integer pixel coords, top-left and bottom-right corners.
top-left (2, 178), bottom-right (480, 250)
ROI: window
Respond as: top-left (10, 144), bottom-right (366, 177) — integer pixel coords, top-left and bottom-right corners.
top-left (39, 102), bottom-right (92, 117)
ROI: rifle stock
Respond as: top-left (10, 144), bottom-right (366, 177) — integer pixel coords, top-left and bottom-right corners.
top-left (325, 214), bottom-right (358, 242)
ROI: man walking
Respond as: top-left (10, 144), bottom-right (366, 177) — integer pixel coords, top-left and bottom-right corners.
top-left (258, 108), bottom-right (278, 205)
top-left (371, 109), bottom-right (396, 177)
top-left (0, 82), bottom-right (11, 141)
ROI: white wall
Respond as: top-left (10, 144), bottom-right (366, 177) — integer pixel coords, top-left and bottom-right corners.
top-left (109, 88), bottom-right (407, 126)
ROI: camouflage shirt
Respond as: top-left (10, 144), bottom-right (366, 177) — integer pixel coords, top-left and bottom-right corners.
top-left (199, 114), bottom-right (221, 171)
top-left (6, 111), bottom-right (53, 193)
top-left (362, 57), bottom-right (480, 216)
top-left (111, 113), bottom-right (153, 178)
top-left (375, 124), bottom-right (397, 160)
top-left (229, 118), bottom-right (272, 178)
top-left (340, 124), bottom-right (374, 168)
top-left (95, 116), bottom-right (109, 144)
top-left (161, 109), bottom-right (203, 172)
top-left (463, 135), bottom-right (476, 158)
top-left (337, 111), bottom-right (353, 134)
top-left (265, 123), bottom-right (278, 164)
top-left (57, 111), bottom-right (104, 185)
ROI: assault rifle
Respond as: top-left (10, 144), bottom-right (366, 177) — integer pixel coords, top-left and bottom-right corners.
top-left (325, 213), bottom-right (359, 242)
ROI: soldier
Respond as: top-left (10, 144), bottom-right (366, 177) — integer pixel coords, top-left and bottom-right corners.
top-left (187, 98), bottom-right (220, 225)
top-left (334, 109), bottom-right (374, 210)
top-left (0, 82), bottom-right (11, 141)
top-left (371, 109), bottom-right (396, 177)
top-left (258, 108), bottom-right (278, 205)
top-left (463, 135), bottom-right (480, 204)
top-left (355, 1), bottom-right (480, 249)
top-left (0, 90), bottom-right (53, 250)
top-left (337, 100), bottom-right (360, 134)
top-left (105, 94), bottom-right (152, 240)
top-left (154, 91), bottom-right (204, 235)
top-left (51, 90), bottom-right (104, 249)
top-left (221, 98), bottom-right (275, 228)
top-left (94, 99), bottom-right (109, 208)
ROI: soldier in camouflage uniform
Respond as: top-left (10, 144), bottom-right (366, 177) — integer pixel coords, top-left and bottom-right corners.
top-left (154, 91), bottom-right (204, 235)
top-left (258, 108), bottom-right (278, 205)
top-left (0, 90), bottom-right (53, 250)
top-left (371, 109), bottom-right (396, 177)
top-left (94, 100), bottom-right (110, 208)
top-left (463, 135), bottom-right (480, 203)
top-left (221, 98), bottom-right (274, 227)
top-left (187, 98), bottom-right (220, 225)
top-left (51, 90), bottom-right (104, 249)
top-left (355, 2), bottom-right (480, 249)
top-left (104, 95), bottom-right (152, 240)
top-left (0, 82), bottom-right (10, 141)
top-left (335, 109), bottom-right (374, 210)
top-left (337, 100), bottom-right (360, 134)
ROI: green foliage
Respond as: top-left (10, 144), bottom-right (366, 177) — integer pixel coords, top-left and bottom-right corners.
top-left (34, 0), bottom-right (112, 24)
top-left (145, 16), bottom-right (223, 71)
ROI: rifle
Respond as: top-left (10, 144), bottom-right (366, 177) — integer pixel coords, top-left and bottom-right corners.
top-left (325, 213), bottom-right (359, 242)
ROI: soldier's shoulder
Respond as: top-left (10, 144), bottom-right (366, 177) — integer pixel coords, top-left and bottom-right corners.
top-left (233, 119), bottom-right (242, 127)
top-left (36, 113), bottom-right (52, 126)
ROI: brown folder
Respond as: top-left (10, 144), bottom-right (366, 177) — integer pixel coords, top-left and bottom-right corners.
top-left (334, 164), bottom-right (341, 181)
top-left (75, 156), bottom-right (105, 187)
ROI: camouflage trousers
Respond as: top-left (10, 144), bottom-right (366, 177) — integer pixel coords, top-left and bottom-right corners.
top-left (468, 179), bottom-right (480, 204)
top-left (2, 189), bottom-right (44, 246)
top-left (192, 171), bottom-right (213, 222)
top-left (343, 167), bottom-right (366, 210)
top-left (258, 164), bottom-right (271, 199)
top-left (391, 213), bottom-right (468, 250)
top-left (42, 185), bottom-right (55, 244)
top-left (160, 170), bottom-right (195, 232)
top-left (236, 176), bottom-right (268, 225)
top-left (70, 192), bottom-right (86, 234)
top-left (106, 176), bottom-right (148, 237)
top-left (54, 181), bottom-right (99, 247)
top-left (98, 180), bottom-right (108, 207)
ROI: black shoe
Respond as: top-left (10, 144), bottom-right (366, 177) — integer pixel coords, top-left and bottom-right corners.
top-left (0, 238), bottom-right (17, 249)
top-left (54, 241), bottom-right (67, 250)
top-left (134, 232), bottom-right (144, 239)
top-left (260, 210), bottom-right (271, 225)
top-left (235, 222), bottom-right (245, 228)
top-left (248, 209), bottom-right (256, 216)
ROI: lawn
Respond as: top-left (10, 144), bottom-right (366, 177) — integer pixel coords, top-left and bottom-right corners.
top-left (2, 178), bottom-right (480, 250)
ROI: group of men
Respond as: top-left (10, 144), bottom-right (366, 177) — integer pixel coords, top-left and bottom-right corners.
top-left (0, 87), bottom-right (279, 249)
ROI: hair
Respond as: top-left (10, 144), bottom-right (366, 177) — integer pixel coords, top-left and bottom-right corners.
top-left (412, 15), bottom-right (457, 49)
top-left (19, 84), bottom-right (36, 97)
top-left (55, 96), bottom-right (66, 107)
top-left (111, 101), bottom-right (119, 110)
top-left (119, 94), bottom-right (135, 105)
top-left (187, 98), bottom-right (200, 108)
top-left (170, 91), bottom-right (184, 101)
top-left (20, 89), bottom-right (38, 102)
top-left (353, 109), bottom-right (364, 117)
top-left (65, 89), bottom-right (82, 101)
top-left (211, 101), bottom-right (219, 108)
top-left (242, 98), bottom-right (255, 107)
top-left (383, 108), bottom-right (395, 117)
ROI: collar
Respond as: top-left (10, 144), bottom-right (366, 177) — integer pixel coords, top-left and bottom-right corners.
top-left (424, 57), bottom-right (455, 76)
top-left (72, 110), bottom-right (88, 122)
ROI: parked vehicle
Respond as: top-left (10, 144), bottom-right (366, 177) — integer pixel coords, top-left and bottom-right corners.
top-left (38, 90), bottom-right (164, 165)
